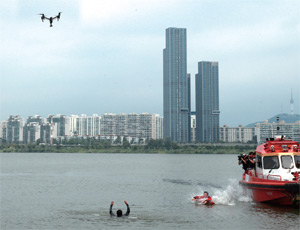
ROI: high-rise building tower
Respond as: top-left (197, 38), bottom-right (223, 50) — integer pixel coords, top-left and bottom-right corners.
top-left (187, 73), bottom-right (191, 143)
top-left (163, 27), bottom-right (189, 143)
top-left (290, 88), bottom-right (294, 115)
top-left (195, 61), bottom-right (220, 143)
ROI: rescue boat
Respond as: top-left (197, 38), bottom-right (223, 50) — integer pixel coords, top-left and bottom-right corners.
top-left (239, 136), bottom-right (300, 207)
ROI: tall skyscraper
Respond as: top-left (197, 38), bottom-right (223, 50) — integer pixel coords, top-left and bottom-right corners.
top-left (187, 73), bottom-right (191, 142)
top-left (163, 27), bottom-right (189, 143)
top-left (195, 61), bottom-right (220, 143)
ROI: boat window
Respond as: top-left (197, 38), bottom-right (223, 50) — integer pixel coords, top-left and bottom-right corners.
top-left (256, 155), bottom-right (262, 168)
top-left (263, 156), bottom-right (279, 169)
top-left (281, 155), bottom-right (294, 169)
top-left (294, 156), bottom-right (300, 169)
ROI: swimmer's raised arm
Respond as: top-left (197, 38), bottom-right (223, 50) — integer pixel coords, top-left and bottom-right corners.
top-left (124, 200), bottom-right (130, 216)
top-left (109, 201), bottom-right (115, 216)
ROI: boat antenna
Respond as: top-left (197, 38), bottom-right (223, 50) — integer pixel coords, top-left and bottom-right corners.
top-left (276, 116), bottom-right (280, 135)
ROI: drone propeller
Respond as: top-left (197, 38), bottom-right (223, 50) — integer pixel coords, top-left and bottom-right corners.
top-left (56, 12), bottom-right (62, 21)
top-left (38, 13), bottom-right (45, 21)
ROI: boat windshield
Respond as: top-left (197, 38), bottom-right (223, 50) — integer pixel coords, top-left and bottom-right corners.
top-left (263, 156), bottom-right (279, 169)
top-left (281, 155), bottom-right (294, 169)
top-left (295, 156), bottom-right (300, 169)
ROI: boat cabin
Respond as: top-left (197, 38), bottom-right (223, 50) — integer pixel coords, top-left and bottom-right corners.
top-left (255, 137), bottom-right (300, 181)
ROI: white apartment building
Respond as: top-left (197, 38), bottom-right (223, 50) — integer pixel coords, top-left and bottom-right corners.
top-left (69, 114), bottom-right (78, 135)
top-left (255, 120), bottom-right (300, 143)
top-left (219, 120), bottom-right (300, 144)
top-left (100, 113), bottom-right (162, 140)
top-left (100, 113), bottom-right (118, 136)
top-left (76, 114), bottom-right (101, 136)
top-left (48, 115), bottom-right (71, 137)
top-left (191, 113), bottom-right (196, 142)
top-left (219, 125), bottom-right (255, 143)
top-left (23, 122), bottom-right (41, 143)
top-left (155, 114), bottom-right (163, 139)
top-left (6, 115), bottom-right (24, 143)
top-left (0, 121), bottom-right (7, 141)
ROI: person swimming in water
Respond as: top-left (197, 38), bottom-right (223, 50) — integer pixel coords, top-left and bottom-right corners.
top-left (109, 201), bottom-right (130, 217)
top-left (193, 191), bottom-right (213, 205)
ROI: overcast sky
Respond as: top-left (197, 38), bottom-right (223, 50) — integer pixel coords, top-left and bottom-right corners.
top-left (0, 0), bottom-right (299, 126)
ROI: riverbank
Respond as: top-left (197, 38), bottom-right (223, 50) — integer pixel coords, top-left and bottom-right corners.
top-left (0, 143), bottom-right (256, 154)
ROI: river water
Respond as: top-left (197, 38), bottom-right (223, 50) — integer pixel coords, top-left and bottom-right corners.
top-left (1, 153), bottom-right (299, 230)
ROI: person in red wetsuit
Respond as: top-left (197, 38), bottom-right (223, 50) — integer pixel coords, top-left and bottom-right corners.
top-left (193, 191), bottom-right (213, 204)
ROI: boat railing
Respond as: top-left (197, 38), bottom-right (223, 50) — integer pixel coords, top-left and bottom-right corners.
top-left (255, 172), bottom-right (282, 181)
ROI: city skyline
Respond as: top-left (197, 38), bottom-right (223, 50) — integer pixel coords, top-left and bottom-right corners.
top-left (3, 112), bottom-right (299, 144)
top-left (2, 113), bottom-right (164, 144)
top-left (1, 0), bottom-right (299, 126)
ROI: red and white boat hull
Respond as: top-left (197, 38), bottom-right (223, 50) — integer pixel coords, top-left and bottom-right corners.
top-left (240, 175), bottom-right (300, 206)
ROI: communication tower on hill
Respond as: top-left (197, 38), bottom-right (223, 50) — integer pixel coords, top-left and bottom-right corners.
top-left (290, 88), bottom-right (294, 115)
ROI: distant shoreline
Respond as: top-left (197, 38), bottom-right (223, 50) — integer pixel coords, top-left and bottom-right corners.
top-left (0, 143), bottom-right (256, 154)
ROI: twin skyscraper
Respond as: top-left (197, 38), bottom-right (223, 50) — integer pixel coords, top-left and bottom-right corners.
top-left (163, 27), bottom-right (220, 143)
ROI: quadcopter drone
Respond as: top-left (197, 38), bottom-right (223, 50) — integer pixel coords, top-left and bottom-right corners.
top-left (39, 12), bottom-right (62, 27)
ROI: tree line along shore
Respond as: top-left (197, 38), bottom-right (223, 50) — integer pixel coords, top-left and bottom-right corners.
top-left (0, 138), bottom-right (256, 154)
